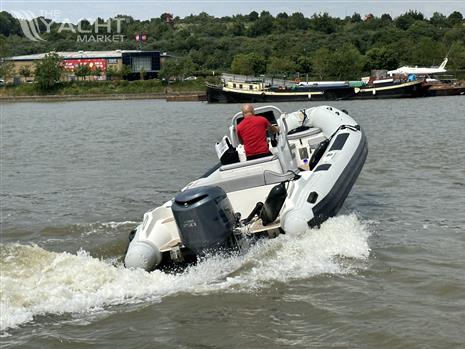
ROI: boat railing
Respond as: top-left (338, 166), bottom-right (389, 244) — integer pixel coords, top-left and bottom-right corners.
top-left (228, 106), bottom-right (284, 147)
top-left (221, 73), bottom-right (294, 86)
top-left (230, 105), bottom-right (284, 127)
top-left (227, 105), bottom-right (298, 174)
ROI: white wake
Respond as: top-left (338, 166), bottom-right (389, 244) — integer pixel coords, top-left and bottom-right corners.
top-left (0, 214), bottom-right (371, 331)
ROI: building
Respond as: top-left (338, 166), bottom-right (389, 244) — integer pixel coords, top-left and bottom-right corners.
top-left (4, 50), bottom-right (163, 82)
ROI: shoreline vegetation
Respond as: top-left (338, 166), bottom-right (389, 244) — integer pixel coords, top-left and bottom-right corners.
top-left (1, 10), bottom-right (465, 103)
top-left (0, 79), bottom-right (208, 102)
top-left (2, 11), bottom-right (465, 81)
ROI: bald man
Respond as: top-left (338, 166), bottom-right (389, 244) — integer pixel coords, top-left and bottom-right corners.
top-left (237, 104), bottom-right (279, 161)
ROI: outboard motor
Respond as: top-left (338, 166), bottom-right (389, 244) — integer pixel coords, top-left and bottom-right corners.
top-left (171, 186), bottom-right (236, 254)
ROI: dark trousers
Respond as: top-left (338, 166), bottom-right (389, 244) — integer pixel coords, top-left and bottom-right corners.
top-left (246, 152), bottom-right (273, 161)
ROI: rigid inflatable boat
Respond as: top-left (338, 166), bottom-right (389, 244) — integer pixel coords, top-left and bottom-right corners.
top-left (124, 105), bottom-right (368, 271)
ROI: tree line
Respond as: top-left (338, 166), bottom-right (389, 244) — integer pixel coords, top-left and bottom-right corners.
top-left (1, 10), bottom-right (465, 81)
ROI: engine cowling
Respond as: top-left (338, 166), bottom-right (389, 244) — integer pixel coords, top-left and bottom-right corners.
top-left (171, 186), bottom-right (236, 254)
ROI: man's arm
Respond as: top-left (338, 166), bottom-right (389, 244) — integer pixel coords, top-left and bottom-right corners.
top-left (267, 123), bottom-right (280, 134)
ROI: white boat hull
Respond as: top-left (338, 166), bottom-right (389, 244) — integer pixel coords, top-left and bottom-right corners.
top-left (124, 105), bottom-right (368, 271)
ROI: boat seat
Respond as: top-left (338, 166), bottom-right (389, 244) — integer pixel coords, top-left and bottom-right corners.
top-left (189, 155), bottom-right (289, 193)
top-left (264, 170), bottom-right (295, 184)
top-left (220, 155), bottom-right (276, 171)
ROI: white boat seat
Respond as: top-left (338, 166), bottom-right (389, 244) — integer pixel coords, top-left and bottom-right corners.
top-left (190, 155), bottom-right (287, 193)
top-left (211, 173), bottom-right (268, 193)
top-left (264, 170), bottom-right (296, 184)
top-left (220, 155), bottom-right (276, 171)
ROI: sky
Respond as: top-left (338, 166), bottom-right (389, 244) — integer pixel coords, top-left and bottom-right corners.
top-left (2, 0), bottom-right (465, 22)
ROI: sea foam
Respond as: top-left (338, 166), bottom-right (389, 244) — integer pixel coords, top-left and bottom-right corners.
top-left (0, 213), bottom-right (370, 331)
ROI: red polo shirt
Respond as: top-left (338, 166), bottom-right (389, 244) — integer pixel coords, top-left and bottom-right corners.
top-left (237, 115), bottom-right (270, 156)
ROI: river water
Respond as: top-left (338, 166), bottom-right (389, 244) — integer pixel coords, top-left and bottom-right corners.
top-left (1, 97), bottom-right (464, 348)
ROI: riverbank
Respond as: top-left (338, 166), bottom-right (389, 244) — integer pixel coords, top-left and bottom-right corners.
top-left (0, 79), bottom-right (208, 103)
top-left (0, 92), bottom-right (207, 103)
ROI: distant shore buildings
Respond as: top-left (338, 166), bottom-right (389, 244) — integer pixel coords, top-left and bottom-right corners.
top-left (3, 50), bottom-right (173, 83)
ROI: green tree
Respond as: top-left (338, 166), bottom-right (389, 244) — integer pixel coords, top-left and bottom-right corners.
top-left (158, 57), bottom-right (196, 81)
top-left (18, 65), bottom-right (32, 80)
top-left (231, 53), bottom-right (266, 75)
top-left (311, 13), bottom-right (337, 34)
top-left (288, 12), bottom-right (307, 30)
top-left (247, 12), bottom-right (274, 36)
top-left (3, 9), bottom-right (465, 81)
top-left (407, 21), bottom-right (439, 40)
top-left (120, 64), bottom-right (132, 79)
top-left (430, 12), bottom-right (448, 27)
top-left (229, 22), bottom-right (245, 36)
top-left (0, 11), bottom-right (21, 36)
top-left (380, 13), bottom-right (393, 23)
top-left (443, 27), bottom-right (465, 46)
top-left (158, 59), bottom-right (178, 80)
top-left (275, 12), bottom-right (289, 33)
top-left (408, 37), bottom-right (446, 66)
top-left (365, 47), bottom-right (399, 71)
top-left (329, 44), bottom-right (365, 80)
top-left (0, 60), bottom-right (13, 81)
top-left (178, 57), bottom-right (196, 79)
top-left (448, 11), bottom-right (463, 26)
top-left (0, 35), bottom-right (9, 56)
top-left (311, 48), bottom-right (332, 80)
top-left (266, 56), bottom-right (297, 76)
top-left (94, 66), bottom-right (103, 79)
top-left (139, 67), bottom-right (146, 80)
top-left (395, 10), bottom-right (425, 30)
top-left (105, 66), bottom-right (121, 80)
top-left (296, 55), bottom-right (312, 75)
top-left (0, 35), bottom-right (13, 81)
top-left (248, 11), bottom-right (259, 21)
top-left (75, 64), bottom-right (91, 80)
top-left (448, 42), bottom-right (465, 73)
top-left (351, 13), bottom-right (362, 23)
top-left (34, 52), bottom-right (63, 90)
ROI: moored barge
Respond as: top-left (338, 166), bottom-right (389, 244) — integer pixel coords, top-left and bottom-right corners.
top-left (206, 79), bottom-right (429, 103)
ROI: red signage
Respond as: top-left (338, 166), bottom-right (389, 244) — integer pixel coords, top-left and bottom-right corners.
top-left (63, 59), bottom-right (107, 72)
